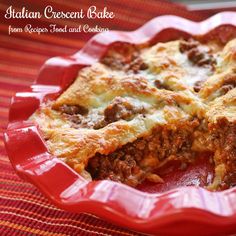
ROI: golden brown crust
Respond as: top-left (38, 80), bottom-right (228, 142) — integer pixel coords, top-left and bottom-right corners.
top-left (31, 37), bottom-right (236, 189)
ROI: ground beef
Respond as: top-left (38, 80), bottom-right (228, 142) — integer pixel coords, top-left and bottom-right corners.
top-left (208, 118), bottom-right (236, 189)
top-left (56, 104), bottom-right (105, 129)
top-left (219, 74), bottom-right (236, 95)
top-left (154, 79), bottom-right (169, 90)
top-left (179, 38), bottom-right (199, 52)
top-left (224, 171), bottom-right (236, 188)
top-left (102, 54), bottom-right (148, 73)
top-left (179, 38), bottom-right (216, 68)
top-left (66, 114), bottom-right (107, 130)
top-left (58, 104), bottom-right (88, 115)
top-left (193, 80), bottom-right (204, 92)
top-left (221, 84), bottom-right (235, 94)
top-left (101, 56), bottom-right (125, 70)
top-left (125, 57), bottom-right (148, 73)
top-left (57, 98), bottom-right (146, 130)
top-left (87, 152), bottom-right (145, 187)
top-left (86, 120), bottom-right (199, 187)
top-left (104, 97), bottom-right (145, 123)
top-left (101, 43), bottom-right (140, 70)
top-left (100, 43), bottom-right (148, 73)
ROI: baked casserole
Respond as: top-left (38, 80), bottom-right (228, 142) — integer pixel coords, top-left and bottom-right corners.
top-left (31, 37), bottom-right (236, 190)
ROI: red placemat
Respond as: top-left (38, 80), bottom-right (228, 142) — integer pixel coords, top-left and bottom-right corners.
top-left (0, 1), bottom-right (234, 235)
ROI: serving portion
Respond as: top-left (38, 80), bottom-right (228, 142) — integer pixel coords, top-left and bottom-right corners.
top-left (31, 36), bottom-right (236, 191)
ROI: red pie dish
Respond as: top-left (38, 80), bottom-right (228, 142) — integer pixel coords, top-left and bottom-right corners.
top-left (4, 12), bottom-right (236, 236)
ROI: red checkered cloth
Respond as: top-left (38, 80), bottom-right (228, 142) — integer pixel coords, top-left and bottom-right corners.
top-left (0, 1), bottom-right (234, 235)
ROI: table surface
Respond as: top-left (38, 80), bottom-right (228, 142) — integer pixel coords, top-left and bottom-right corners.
top-left (0, 1), bottom-right (235, 235)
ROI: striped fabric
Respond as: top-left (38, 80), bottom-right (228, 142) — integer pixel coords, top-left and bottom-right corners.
top-left (0, 1), bottom-right (232, 235)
